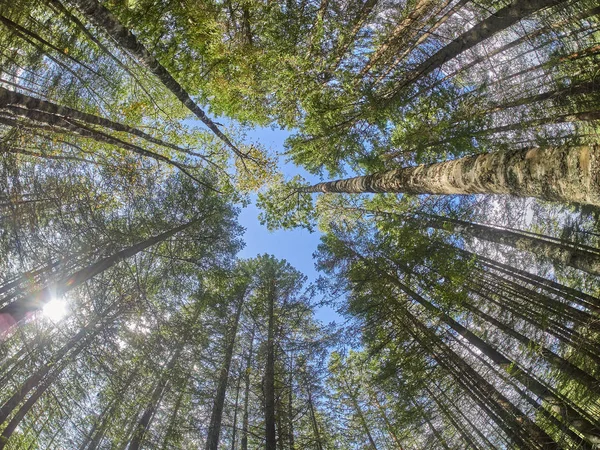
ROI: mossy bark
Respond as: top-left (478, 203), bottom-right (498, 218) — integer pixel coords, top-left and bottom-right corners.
top-left (301, 145), bottom-right (600, 207)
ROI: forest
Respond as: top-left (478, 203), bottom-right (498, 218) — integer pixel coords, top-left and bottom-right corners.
top-left (0, 0), bottom-right (599, 448)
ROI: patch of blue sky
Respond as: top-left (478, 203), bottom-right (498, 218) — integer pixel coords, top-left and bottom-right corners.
top-left (235, 123), bottom-right (341, 325)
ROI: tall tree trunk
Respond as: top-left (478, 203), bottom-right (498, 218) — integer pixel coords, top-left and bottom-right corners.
top-left (0, 86), bottom-right (202, 159)
top-left (420, 213), bottom-right (600, 275)
top-left (127, 301), bottom-right (203, 450)
top-left (287, 355), bottom-right (294, 450)
top-left (359, 0), bottom-right (438, 77)
top-left (307, 390), bottom-right (324, 450)
top-left (387, 0), bottom-right (566, 99)
top-left (393, 276), bottom-right (600, 443)
top-left (300, 144), bottom-right (600, 207)
top-left (0, 99), bottom-right (210, 189)
top-left (0, 218), bottom-right (200, 329)
top-left (127, 347), bottom-right (181, 450)
top-left (206, 290), bottom-right (246, 450)
top-left (241, 327), bottom-right (255, 450)
top-left (0, 308), bottom-right (119, 448)
top-left (230, 366), bottom-right (242, 450)
top-left (65, 0), bottom-right (245, 159)
top-left (83, 368), bottom-right (139, 450)
top-left (264, 280), bottom-right (277, 450)
top-left (0, 309), bottom-right (110, 427)
top-left (341, 378), bottom-right (377, 449)
top-left (400, 308), bottom-right (558, 449)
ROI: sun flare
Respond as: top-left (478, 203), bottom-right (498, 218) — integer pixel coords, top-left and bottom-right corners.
top-left (42, 297), bottom-right (67, 322)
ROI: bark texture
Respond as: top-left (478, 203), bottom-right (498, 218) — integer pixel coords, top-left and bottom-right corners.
top-left (301, 145), bottom-right (600, 206)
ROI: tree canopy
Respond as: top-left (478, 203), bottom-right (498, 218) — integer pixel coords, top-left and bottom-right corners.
top-left (1, 0), bottom-right (600, 448)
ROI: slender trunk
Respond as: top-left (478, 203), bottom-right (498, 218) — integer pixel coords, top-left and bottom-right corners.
top-left (387, 0), bottom-right (567, 99)
top-left (421, 411), bottom-right (450, 450)
top-left (394, 277), bottom-right (600, 443)
top-left (341, 377), bottom-right (377, 449)
top-left (424, 267), bottom-right (600, 392)
top-left (161, 383), bottom-right (186, 449)
top-left (127, 302), bottom-right (203, 450)
top-left (66, 0), bottom-right (245, 159)
top-left (401, 309), bottom-right (557, 449)
top-left (307, 391), bottom-right (323, 450)
top-left (408, 212), bottom-right (600, 275)
top-left (230, 366), bottom-right (242, 450)
top-left (0, 86), bottom-right (202, 159)
top-left (359, 0), bottom-right (438, 77)
top-left (287, 355), bottom-right (294, 450)
top-left (0, 101), bottom-right (211, 189)
top-left (127, 347), bottom-right (180, 450)
top-left (206, 291), bottom-right (245, 450)
top-left (0, 310), bottom-right (109, 427)
top-left (300, 144), bottom-right (600, 207)
top-left (0, 218), bottom-right (199, 328)
top-left (0, 309), bottom-right (118, 448)
top-left (372, 395), bottom-right (404, 449)
top-left (327, 0), bottom-right (379, 73)
top-left (84, 369), bottom-right (139, 450)
top-left (240, 327), bottom-right (254, 450)
top-left (265, 280), bottom-right (277, 450)
top-left (409, 5), bottom-right (600, 103)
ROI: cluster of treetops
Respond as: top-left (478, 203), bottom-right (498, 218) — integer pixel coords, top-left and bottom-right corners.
top-left (0, 0), bottom-right (599, 448)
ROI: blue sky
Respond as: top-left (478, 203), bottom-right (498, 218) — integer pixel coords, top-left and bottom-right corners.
top-left (236, 125), bottom-right (340, 325)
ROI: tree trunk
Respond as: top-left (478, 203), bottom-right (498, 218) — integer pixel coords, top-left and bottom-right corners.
top-left (206, 290), bottom-right (246, 450)
top-left (0, 86), bottom-right (200, 158)
top-left (241, 327), bottom-right (254, 450)
top-left (401, 212), bottom-right (600, 275)
top-left (388, 0), bottom-right (566, 98)
top-left (0, 310), bottom-right (109, 428)
top-left (265, 280), bottom-right (277, 450)
top-left (0, 309), bottom-right (118, 448)
top-left (307, 391), bottom-right (324, 450)
top-left (300, 144), bottom-right (600, 207)
top-left (230, 366), bottom-right (242, 450)
top-left (342, 377), bottom-right (377, 449)
top-left (65, 0), bottom-right (244, 159)
top-left (127, 348), bottom-right (180, 450)
top-left (0, 218), bottom-right (199, 329)
top-left (359, 0), bottom-right (438, 77)
top-left (394, 277), bottom-right (600, 444)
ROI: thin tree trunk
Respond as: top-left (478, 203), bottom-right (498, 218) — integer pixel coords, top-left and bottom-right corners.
top-left (399, 212), bottom-right (600, 275)
top-left (359, 0), bottom-right (438, 77)
top-left (0, 308), bottom-right (119, 448)
top-left (0, 99), bottom-right (212, 189)
top-left (395, 277), bottom-right (600, 443)
top-left (327, 0), bottom-right (379, 73)
top-left (0, 310), bottom-right (109, 427)
top-left (299, 144), bottom-right (600, 207)
top-left (307, 390), bottom-right (324, 450)
top-left (206, 290), bottom-right (246, 450)
top-left (83, 368), bottom-right (139, 450)
top-left (241, 327), bottom-right (254, 450)
top-left (287, 355), bottom-right (294, 450)
top-left (265, 280), bottom-right (277, 450)
top-left (0, 218), bottom-right (200, 329)
top-left (230, 366), bottom-right (242, 450)
top-left (387, 0), bottom-right (567, 100)
top-left (341, 377), bottom-right (377, 449)
top-left (65, 0), bottom-right (245, 159)
top-left (0, 86), bottom-right (206, 160)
